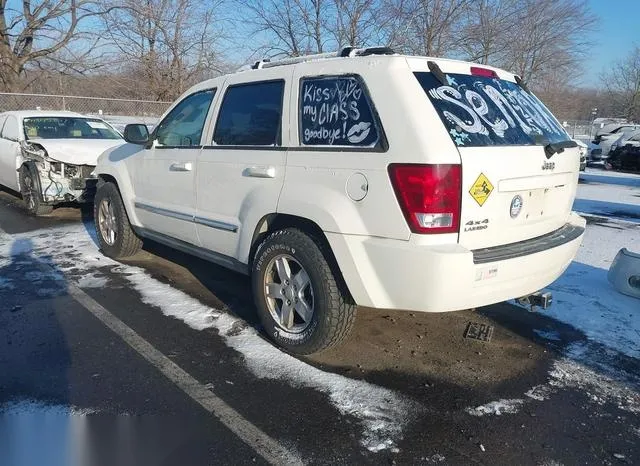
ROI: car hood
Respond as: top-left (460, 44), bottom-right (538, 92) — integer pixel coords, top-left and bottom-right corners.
top-left (29, 138), bottom-right (125, 166)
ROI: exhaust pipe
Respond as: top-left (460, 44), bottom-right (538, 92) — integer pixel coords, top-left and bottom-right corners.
top-left (516, 291), bottom-right (553, 312)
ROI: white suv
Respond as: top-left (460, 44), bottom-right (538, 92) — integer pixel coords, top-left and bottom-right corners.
top-left (93, 47), bottom-right (585, 354)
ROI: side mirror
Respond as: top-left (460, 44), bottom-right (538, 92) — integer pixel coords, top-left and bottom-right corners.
top-left (123, 124), bottom-right (150, 145)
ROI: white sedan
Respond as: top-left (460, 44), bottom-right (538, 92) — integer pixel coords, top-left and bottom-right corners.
top-left (0, 110), bottom-right (125, 215)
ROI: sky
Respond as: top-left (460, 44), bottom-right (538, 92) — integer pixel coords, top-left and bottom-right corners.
top-left (583, 0), bottom-right (640, 86)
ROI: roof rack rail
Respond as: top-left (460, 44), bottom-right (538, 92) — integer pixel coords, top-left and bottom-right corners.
top-left (248, 46), bottom-right (396, 70)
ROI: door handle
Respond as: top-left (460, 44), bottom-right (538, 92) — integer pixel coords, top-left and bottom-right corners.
top-left (244, 166), bottom-right (276, 178)
top-left (169, 162), bottom-right (193, 172)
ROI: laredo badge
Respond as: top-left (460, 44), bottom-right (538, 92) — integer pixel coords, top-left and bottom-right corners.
top-left (469, 173), bottom-right (494, 206)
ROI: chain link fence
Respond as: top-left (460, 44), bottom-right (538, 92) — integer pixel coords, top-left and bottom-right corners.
top-left (0, 92), bottom-right (170, 127)
top-left (0, 93), bottom-right (616, 142)
top-left (560, 120), bottom-right (595, 141)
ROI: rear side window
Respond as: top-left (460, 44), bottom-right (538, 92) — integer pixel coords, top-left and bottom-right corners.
top-left (299, 75), bottom-right (379, 147)
top-left (213, 81), bottom-right (284, 146)
top-left (414, 72), bottom-right (570, 147)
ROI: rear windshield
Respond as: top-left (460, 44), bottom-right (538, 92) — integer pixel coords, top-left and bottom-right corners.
top-left (414, 72), bottom-right (569, 147)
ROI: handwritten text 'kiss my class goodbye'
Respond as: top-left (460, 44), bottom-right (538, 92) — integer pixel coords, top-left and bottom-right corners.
top-left (301, 79), bottom-right (373, 145)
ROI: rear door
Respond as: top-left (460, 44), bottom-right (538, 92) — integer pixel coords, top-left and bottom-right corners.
top-left (412, 62), bottom-right (578, 250)
top-left (195, 70), bottom-right (290, 260)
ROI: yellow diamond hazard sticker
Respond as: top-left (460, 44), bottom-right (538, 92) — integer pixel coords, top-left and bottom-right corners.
top-left (469, 173), bottom-right (494, 206)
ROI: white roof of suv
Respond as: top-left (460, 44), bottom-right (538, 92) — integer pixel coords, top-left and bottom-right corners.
top-left (184, 47), bottom-right (521, 98)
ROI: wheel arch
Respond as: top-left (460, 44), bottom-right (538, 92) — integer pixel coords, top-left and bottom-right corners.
top-left (19, 161), bottom-right (45, 202)
top-left (247, 213), bottom-right (354, 301)
top-left (95, 170), bottom-right (141, 226)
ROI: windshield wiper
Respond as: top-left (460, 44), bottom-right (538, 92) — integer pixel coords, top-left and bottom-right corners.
top-left (544, 139), bottom-right (577, 159)
top-left (427, 61), bottom-right (448, 86)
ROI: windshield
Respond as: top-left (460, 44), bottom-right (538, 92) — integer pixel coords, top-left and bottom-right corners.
top-left (23, 117), bottom-right (122, 140)
top-left (414, 72), bottom-right (570, 147)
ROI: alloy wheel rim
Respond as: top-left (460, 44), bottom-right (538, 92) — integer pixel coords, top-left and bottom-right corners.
top-left (264, 254), bottom-right (314, 333)
top-left (98, 199), bottom-right (117, 246)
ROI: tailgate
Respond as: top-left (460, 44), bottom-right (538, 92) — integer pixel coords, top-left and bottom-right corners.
top-left (458, 145), bottom-right (578, 250)
top-left (410, 60), bottom-right (579, 250)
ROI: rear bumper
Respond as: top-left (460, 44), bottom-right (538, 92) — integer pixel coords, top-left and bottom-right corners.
top-left (327, 212), bottom-right (586, 312)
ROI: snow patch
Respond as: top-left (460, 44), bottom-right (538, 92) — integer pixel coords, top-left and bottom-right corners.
top-left (525, 385), bottom-right (552, 401)
top-left (549, 345), bottom-right (640, 414)
top-left (533, 329), bottom-right (562, 341)
top-left (465, 398), bottom-right (524, 416)
top-left (547, 216), bottom-right (640, 360)
top-left (0, 277), bottom-right (14, 290)
top-left (0, 223), bottom-right (416, 453)
top-left (423, 453), bottom-right (446, 463)
top-left (1, 400), bottom-right (98, 416)
top-left (76, 274), bottom-right (108, 288)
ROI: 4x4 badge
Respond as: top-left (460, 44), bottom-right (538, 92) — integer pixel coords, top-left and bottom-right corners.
top-left (469, 173), bottom-right (494, 206)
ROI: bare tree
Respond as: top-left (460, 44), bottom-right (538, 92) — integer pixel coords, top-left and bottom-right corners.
top-left (458, 0), bottom-right (519, 64)
top-left (239, 0), bottom-right (329, 57)
top-left (382, 0), bottom-right (470, 56)
top-left (331, 0), bottom-right (379, 48)
top-left (102, 0), bottom-right (224, 100)
top-left (500, 0), bottom-right (596, 85)
top-left (601, 46), bottom-right (640, 121)
top-left (0, 0), bottom-right (108, 91)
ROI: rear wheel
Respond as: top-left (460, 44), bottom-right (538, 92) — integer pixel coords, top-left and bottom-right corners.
top-left (252, 228), bottom-right (356, 355)
top-left (94, 181), bottom-right (142, 258)
top-left (19, 165), bottom-right (53, 216)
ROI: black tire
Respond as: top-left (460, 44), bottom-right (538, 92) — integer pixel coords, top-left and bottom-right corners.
top-left (94, 181), bottom-right (142, 258)
top-left (252, 228), bottom-right (357, 355)
top-left (19, 165), bottom-right (53, 216)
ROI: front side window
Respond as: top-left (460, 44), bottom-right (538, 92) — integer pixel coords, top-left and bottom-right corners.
top-left (213, 81), bottom-right (284, 146)
top-left (156, 89), bottom-right (215, 147)
top-left (299, 75), bottom-right (380, 147)
top-left (0, 115), bottom-right (7, 135)
top-left (23, 117), bottom-right (122, 140)
top-left (2, 116), bottom-right (19, 141)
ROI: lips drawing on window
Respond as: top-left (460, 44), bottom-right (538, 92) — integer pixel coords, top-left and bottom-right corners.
top-left (347, 121), bottom-right (372, 144)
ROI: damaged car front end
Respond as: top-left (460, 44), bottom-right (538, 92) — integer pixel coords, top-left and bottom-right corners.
top-left (21, 141), bottom-right (98, 204)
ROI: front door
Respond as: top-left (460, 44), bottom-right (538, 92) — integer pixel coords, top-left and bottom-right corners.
top-left (0, 115), bottom-right (21, 191)
top-left (132, 89), bottom-right (216, 245)
top-left (196, 72), bottom-right (290, 261)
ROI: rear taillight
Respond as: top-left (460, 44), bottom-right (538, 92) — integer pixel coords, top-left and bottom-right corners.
top-left (388, 164), bottom-right (462, 234)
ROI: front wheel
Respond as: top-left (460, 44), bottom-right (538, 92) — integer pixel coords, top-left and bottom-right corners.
top-left (20, 165), bottom-right (53, 216)
top-left (94, 181), bottom-right (142, 259)
top-left (252, 228), bottom-right (357, 355)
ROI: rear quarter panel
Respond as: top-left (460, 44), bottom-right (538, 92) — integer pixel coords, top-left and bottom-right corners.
top-left (278, 57), bottom-right (461, 240)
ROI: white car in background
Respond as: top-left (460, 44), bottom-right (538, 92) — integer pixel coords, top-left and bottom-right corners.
top-left (574, 139), bottom-right (588, 171)
top-left (0, 110), bottom-right (124, 215)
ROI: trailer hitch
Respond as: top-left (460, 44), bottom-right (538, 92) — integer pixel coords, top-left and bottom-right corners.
top-left (516, 291), bottom-right (553, 312)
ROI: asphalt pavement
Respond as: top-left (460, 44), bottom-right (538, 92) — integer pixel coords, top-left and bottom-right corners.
top-left (0, 187), bottom-right (638, 466)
